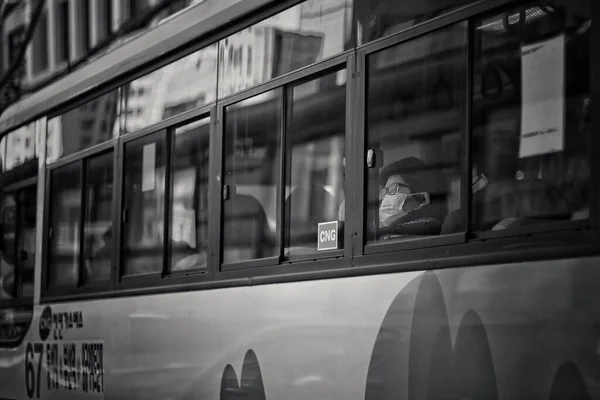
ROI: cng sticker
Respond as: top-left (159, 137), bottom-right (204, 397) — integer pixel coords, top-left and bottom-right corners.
top-left (317, 221), bottom-right (338, 251)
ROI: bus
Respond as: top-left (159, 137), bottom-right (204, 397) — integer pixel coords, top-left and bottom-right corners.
top-left (0, 0), bottom-right (598, 398)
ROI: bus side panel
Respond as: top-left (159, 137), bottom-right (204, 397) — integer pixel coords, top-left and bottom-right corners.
top-left (0, 256), bottom-right (599, 400)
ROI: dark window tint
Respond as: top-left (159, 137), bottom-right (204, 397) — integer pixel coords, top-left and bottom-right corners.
top-left (80, 0), bottom-right (91, 54)
top-left (0, 194), bottom-right (17, 297)
top-left (7, 25), bottom-right (25, 66)
top-left (104, 0), bottom-right (113, 37)
top-left (47, 91), bottom-right (119, 162)
top-left (83, 152), bottom-right (113, 282)
top-left (365, 24), bottom-right (467, 245)
top-left (129, 0), bottom-right (147, 19)
top-left (218, 0), bottom-right (353, 97)
top-left (285, 71), bottom-right (346, 256)
top-left (170, 118), bottom-right (210, 271)
top-left (469, 2), bottom-right (591, 232)
top-left (222, 90), bottom-right (281, 264)
top-left (14, 187), bottom-right (36, 298)
top-left (32, 11), bottom-right (49, 74)
top-left (57, 0), bottom-right (70, 63)
top-left (122, 132), bottom-right (166, 276)
top-left (356, 0), bottom-right (473, 44)
top-left (121, 45), bottom-right (217, 134)
top-left (48, 163), bottom-right (82, 286)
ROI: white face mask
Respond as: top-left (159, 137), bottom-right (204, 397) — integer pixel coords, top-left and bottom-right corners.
top-left (472, 173), bottom-right (489, 193)
top-left (379, 192), bottom-right (430, 228)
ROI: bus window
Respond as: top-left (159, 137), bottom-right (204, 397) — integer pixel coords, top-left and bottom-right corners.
top-left (120, 45), bottom-right (217, 134)
top-left (46, 90), bottom-right (119, 163)
top-left (15, 187), bottom-right (36, 298)
top-left (356, 0), bottom-right (473, 45)
top-left (222, 91), bottom-right (280, 265)
top-left (48, 162), bottom-right (82, 286)
top-left (170, 118), bottom-right (210, 271)
top-left (122, 132), bottom-right (167, 276)
top-left (0, 194), bottom-right (17, 297)
top-left (285, 71), bottom-right (346, 256)
top-left (83, 151), bottom-right (114, 282)
top-left (218, 0), bottom-right (353, 98)
top-left (468, 2), bottom-right (591, 232)
top-left (365, 24), bottom-right (467, 246)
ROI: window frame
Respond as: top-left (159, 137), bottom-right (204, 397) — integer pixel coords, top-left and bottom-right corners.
top-left (215, 51), bottom-right (354, 272)
top-left (0, 177), bottom-right (37, 309)
top-left (42, 139), bottom-right (117, 298)
top-left (356, 21), bottom-right (470, 256)
top-left (355, 0), bottom-right (599, 258)
top-left (114, 104), bottom-right (216, 291)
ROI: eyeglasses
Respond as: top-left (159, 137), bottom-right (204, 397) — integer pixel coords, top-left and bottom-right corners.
top-left (379, 182), bottom-right (412, 201)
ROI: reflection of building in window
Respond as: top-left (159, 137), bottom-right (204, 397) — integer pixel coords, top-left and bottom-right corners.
top-left (123, 45), bottom-right (217, 133)
top-left (3, 123), bottom-right (38, 171)
top-left (218, 0), bottom-right (352, 98)
top-left (46, 91), bottom-right (119, 162)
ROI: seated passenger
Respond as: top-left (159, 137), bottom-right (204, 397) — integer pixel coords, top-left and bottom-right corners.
top-left (377, 157), bottom-right (447, 241)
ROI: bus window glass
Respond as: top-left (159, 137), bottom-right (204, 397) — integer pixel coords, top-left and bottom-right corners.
top-left (285, 71), bottom-right (346, 256)
top-left (83, 151), bottom-right (114, 282)
top-left (15, 186), bottom-right (36, 298)
top-left (222, 90), bottom-right (281, 264)
top-left (0, 308), bottom-right (32, 344)
top-left (121, 45), bottom-right (218, 134)
top-left (46, 90), bottom-right (120, 163)
top-left (170, 118), bottom-right (210, 272)
top-left (218, 0), bottom-right (354, 98)
top-left (356, 0), bottom-right (473, 45)
top-left (466, 2), bottom-right (591, 233)
top-left (122, 132), bottom-right (166, 275)
top-left (4, 122), bottom-right (38, 171)
top-left (48, 162), bottom-right (82, 286)
top-left (0, 194), bottom-right (17, 298)
top-left (365, 24), bottom-right (467, 245)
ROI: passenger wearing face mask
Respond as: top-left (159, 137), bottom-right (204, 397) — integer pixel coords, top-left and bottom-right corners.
top-left (377, 157), bottom-right (447, 241)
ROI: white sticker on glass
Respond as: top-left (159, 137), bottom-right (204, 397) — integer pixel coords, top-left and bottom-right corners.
top-left (519, 34), bottom-right (565, 159)
top-left (142, 142), bottom-right (156, 192)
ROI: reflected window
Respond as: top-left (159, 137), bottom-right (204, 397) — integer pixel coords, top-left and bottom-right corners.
top-left (83, 152), bottom-right (113, 282)
top-left (0, 308), bottom-right (33, 344)
top-left (218, 0), bottom-right (353, 98)
top-left (121, 44), bottom-right (218, 134)
top-left (285, 71), bottom-right (346, 256)
top-left (4, 121), bottom-right (39, 171)
top-left (14, 187), bottom-right (36, 298)
top-left (47, 91), bottom-right (120, 163)
top-left (48, 163), bottom-right (82, 286)
top-left (365, 24), bottom-right (467, 245)
top-left (0, 183), bottom-right (35, 343)
top-left (122, 132), bottom-right (167, 275)
top-left (170, 118), bottom-right (210, 271)
top-left (356, 0), bottom-right (473, 44)
top-left (0, 194), bottom-right (17, 298)
top-left (222, 90), bottom-right (281, 264)
top-left (463, 2), bottom-right (592, 232)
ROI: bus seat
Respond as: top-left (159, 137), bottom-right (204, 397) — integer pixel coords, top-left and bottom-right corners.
top-left (222, 191), bottom-right (270, 264)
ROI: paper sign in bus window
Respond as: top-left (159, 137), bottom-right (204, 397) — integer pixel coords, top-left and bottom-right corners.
top-left (519, 34), bottom-right (565, 159)
top-left (318, 221), bottom-right (338, 251)
top-left (142, 142), bottom-right (156, 192)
